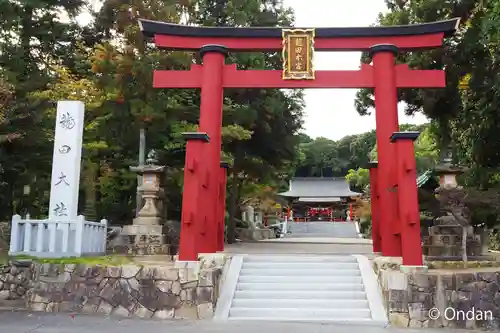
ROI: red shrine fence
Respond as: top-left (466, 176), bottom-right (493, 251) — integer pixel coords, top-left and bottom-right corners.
top-left (139, 18), bottom-right (460, 267)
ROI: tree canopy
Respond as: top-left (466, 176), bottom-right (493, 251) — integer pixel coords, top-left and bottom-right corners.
top-left (356, 0), bottom-right (500, 188)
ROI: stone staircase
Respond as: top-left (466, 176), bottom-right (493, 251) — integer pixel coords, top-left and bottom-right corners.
top-left (214, 254), bottom-right (387, 324)
top-left (288, 221), bottom-right (359, 238)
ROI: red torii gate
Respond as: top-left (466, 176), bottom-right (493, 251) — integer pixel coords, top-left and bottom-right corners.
top-left (139, 18), bottom-right (460, 267)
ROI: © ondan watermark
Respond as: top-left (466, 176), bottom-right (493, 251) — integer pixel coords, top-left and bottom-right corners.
top-left (428, 307), bottom-right (494, 321)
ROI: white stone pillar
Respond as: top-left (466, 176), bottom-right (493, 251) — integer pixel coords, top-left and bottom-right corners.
top-left (255, 211), bottom-right (263, 224)
top-left (48, 101), bottom-right (84, 220)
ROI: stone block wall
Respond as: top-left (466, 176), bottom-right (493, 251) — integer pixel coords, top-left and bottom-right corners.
top-left (422, 225), bottom-right (483, 257)
top-left (28, 256), bottom-right (228, 319)
top-left (236, 227), bottom-right (275, 241)
top-left (374, 257), bottom-right (500, 330)
top-left (0, 261), bottom-right (32, 301)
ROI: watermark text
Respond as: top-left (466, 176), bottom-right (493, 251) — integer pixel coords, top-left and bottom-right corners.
top-left (428, 307), bottom-right (493, 321)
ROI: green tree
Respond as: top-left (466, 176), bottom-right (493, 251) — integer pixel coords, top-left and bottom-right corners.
top-left (0, 0), bottom-right (91, 219)
top-left (298, 137), bottom-right (338, 177)
top-left (335, 130), bottom-right (377, 173)
top-left (355, 0), bottom-right (500, 184)
top-left (345, 168), bottom-right (370, 192)
top-left (369, 123), bottom-right (438, 174)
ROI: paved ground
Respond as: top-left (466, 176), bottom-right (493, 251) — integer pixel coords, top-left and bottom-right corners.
top-left (261, 237), bottom-right (372, 244)
top-left (226, 221), bottom-right (372, 254)
top-left (0, 311), bottom-right (484, 333)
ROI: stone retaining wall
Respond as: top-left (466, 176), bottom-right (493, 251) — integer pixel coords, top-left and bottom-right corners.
top-left (236, 227), bottom-right (275, 241)
top-left (0, 261), bottom-right (32, 301)
top-left (28, 256), bottom-right (227, 319)
top-left (375, 257), bottom-right (500, 330)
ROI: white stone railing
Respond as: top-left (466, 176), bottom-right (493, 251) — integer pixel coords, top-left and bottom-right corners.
top-left (8, 215), bottom-right (107, 258)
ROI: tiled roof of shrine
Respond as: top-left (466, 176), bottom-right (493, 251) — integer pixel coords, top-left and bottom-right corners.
top-left (279, 177), bottom-right (361, 198)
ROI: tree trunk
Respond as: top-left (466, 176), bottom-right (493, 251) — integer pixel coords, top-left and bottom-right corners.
top-left (437, 117), bottom-right (450, 161)
top-left (20, 6), bottom-right (34, 85)
top-left (462, 226), bottom-right (468, 268)
top-left (449, 210), bottom-right (470, 269)
top-left (227, 173), bottom-right (243, 244)
top-left (82, 159), bottom-right (98, 221)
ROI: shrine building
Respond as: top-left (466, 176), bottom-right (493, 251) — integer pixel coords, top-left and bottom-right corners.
top-left (279, 177), bottom-right (361, 222)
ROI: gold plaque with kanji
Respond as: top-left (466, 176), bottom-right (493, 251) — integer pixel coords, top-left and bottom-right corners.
top-left (282, 29), bottom-right (315, 80)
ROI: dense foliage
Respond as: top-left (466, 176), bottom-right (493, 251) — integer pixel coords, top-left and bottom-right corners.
top-left (356, 0), bottom-right (500, 189)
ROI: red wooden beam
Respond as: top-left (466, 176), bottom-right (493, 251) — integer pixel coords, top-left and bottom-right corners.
top-left (223, 64), bottom-right (372, 89)
top-left (153, 64), bottom-right (445, 89)
top-left (153, 64), bottom-right (202, 88)
top-left (154, 33), bottom-right (445, 52)
top-left (395, 64), bottom-right (445, 88)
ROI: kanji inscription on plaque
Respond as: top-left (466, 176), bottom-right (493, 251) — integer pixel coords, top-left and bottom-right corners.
top-left (282, 29), bottom-right (315, 80)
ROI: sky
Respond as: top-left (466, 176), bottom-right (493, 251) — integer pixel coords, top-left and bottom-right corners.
top-left (283, 0), bottom-right (428, 140)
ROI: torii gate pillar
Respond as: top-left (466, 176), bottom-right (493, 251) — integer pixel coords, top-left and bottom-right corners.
top-left (371, 44), bottom-right (402, 257)
top-left (198, 45), bottom-right (227, 254)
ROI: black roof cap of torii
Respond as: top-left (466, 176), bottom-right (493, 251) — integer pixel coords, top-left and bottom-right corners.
top-left (138, 18), bottom-right (460, 39)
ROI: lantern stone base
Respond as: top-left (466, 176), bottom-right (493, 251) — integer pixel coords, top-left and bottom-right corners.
top-left (109, 243), bottom-right (172, 256)
top-left (422, 225), bottom-right (482, 257)
top-left (120, 222), bottom-right (171, 255)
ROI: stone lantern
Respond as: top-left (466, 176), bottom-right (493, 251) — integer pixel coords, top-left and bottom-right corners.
top-left (422, 147), bottom-right (483, 258)
top-left (434, 147), bottom-right (467, 189)
top-left (122, 150), bottom-right (169, 254)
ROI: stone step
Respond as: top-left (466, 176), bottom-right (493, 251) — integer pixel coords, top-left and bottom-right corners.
top-left (242, 261), bottom-right (359, 269)
top-left (231, 298), bottom-right (369, 309)
top-left (288, 233), bottom-right (354, 238)
top-left (214, 254), bottom-right (387, 325)
top-left (238, 275), bottom-right (363, 284)
top-left (228, 307), bottom-right (372, 320)
top-left (240, 267), bottom-right (359, 276)
top-left (225, 243), bottom-right (372, 255)
top-left (243, 255), bottom-right (357, 263)
top-left (233, 290), bottom-right (367, 300)
top-left (236, 282), bottom-right (365, 291)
